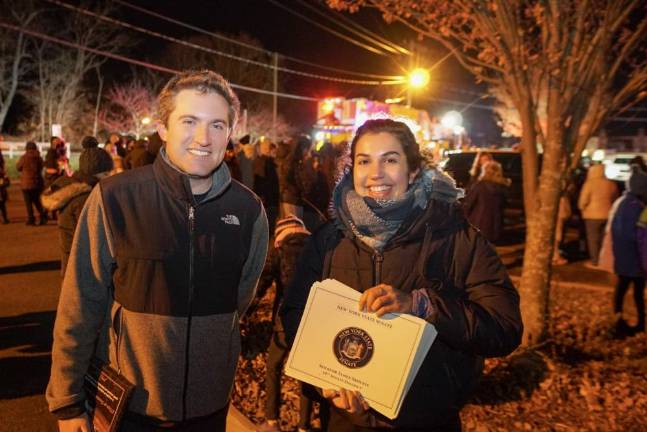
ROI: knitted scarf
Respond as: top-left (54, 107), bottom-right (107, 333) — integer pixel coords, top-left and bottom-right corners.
top-left (332, 167), bottom-right (463, 251)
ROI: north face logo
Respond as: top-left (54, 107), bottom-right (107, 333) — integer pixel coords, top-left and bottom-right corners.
top-left (221, 214), bottom-right (240, 225)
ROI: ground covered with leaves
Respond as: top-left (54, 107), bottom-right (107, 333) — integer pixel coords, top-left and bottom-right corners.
top-left (232, 284), bottom-right (647, 431)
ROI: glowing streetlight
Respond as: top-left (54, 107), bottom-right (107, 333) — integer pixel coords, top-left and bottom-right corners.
top-left (408, 68), bottom-right (430, 88)
top-left (141, 116), bottom-right (151, 125)
top-left (441, 111), bottom-right (463, 129)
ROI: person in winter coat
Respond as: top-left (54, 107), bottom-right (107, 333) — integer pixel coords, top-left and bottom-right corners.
top-left (44, 136), bottom-right (64, 188)
top-left (280, 119), bottom-right (523, 432)
top-left (578, 164), bottom-right (620, 267)
top-left (123, 139), bottom-right (155, 170)
top-left (46, 70), bottom-right (269, 432)
top-left (463, 160), bottom-right (510, 243)
top-left (257, 216), bottom-right (314, 432)
top-left (41, 136), bottom-right (114, 274)
top-left (17, 141), bottom-right (47, 226)
top-left (254, 138), bottom-right (280, 233)
top-left (599, 165), bottom-right (647, 335)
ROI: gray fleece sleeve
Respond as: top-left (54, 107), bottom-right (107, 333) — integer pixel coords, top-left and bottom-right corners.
top-left (237, 205), bottom-right (269, 316)
top-left (46, 185), bottom-right (115, 413)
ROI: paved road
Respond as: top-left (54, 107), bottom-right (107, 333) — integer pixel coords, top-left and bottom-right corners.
top-left (0, 185), bottom-right (59, 432)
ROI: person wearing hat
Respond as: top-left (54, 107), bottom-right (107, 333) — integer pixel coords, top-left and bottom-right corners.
top-left (41, 136), bottom-right (114, 273)
top-left (599, 164), bottom-right (647, 335)
top-left (258, 215), bottom-right (314, 432)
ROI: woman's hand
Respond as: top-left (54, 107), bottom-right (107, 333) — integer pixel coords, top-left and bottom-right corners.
top-left (359, 284), bottom-right (412, 317)
top-left (322, 388), bottom-right (370, 413)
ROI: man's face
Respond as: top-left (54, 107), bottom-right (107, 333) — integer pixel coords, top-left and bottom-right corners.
top-left (157, 89), bottom-right (231, 178)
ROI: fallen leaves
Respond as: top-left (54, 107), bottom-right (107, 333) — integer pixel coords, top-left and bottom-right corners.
top-left (232, 282), bottom-right (647, 431)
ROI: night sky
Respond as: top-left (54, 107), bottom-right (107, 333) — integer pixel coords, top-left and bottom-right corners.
top-left (113, 0), bottom-right (499, 140)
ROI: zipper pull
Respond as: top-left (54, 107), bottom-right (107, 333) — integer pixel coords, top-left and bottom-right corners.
top-left (188, 205), bottom-right (195, 232)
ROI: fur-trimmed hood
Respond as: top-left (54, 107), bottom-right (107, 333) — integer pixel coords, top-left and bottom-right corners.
top-left (41, 180), bottom-right (92, 211)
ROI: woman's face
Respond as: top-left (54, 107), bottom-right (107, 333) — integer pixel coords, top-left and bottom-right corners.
top-left (353, 132), bottom-right (418, 200)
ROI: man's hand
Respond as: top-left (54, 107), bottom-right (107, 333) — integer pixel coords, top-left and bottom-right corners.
top-left (359, 284), bottom-right (412, 317)
top-left (322, 388), bottom-right (369, 413)
top-left (58, 413), bottom-right (93, 432)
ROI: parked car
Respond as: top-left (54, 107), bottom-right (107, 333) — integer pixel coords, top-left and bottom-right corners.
top-left (602, 152), bottom-right (647, 182)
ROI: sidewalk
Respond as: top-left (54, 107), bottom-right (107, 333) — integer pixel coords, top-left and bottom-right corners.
top-left (497, 238), bottom-right (616, 292)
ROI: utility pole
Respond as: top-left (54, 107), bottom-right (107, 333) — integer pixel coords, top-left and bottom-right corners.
top-left (272, 52), bottom-right (278, 142)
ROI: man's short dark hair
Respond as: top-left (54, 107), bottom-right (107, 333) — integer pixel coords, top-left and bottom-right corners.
top-left (157, 70), bottom-right (240, 128)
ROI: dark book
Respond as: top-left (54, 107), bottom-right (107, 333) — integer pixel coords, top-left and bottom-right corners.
top-left (83, 358), bottom-right (134, 432)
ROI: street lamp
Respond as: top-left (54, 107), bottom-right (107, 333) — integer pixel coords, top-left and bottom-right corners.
top-left (141, 116), bottom-right (151, 125)
top-left (408, 68), bottom-right (430, 88)
top-left (406, 68), bottom-right (430, 107)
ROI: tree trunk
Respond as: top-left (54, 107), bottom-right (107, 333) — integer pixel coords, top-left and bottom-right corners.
top-left (518, 91), bottom-right (566, 346)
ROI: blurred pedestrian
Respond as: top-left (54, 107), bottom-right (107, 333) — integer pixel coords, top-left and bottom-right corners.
top-left (224, 140), bottom-right (242, 181)
top-left (599, 165), bottom-right (647, 335)
top-left (146, 131), bottom-right (163, 160)
top-left (0, 143), bottom-right (9, 224)
top-left (17, 141), bottom-right (47, 226)
top-left (578, 164), bottom-right (620, 267)
top-left (237, 134), bottom-right (255, 189)
top-left (103, 140), bottom-right (124, 174)
top-left (123, 139), bottom-right (155, 170)
top-left (257, 216), bottom-right (313, 432)
top-left (254, 138), bottom-right (280, 233)
top-left (468, 150), bottom-right (493, 189)
top-left (44, 136), bottom-right (64, 188)
top-left (463, 160), bottom-right (510, 243)
top-left (41, 136), bottom-right (114, 274)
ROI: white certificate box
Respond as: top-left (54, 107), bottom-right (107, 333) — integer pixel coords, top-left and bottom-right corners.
top-left (285, 279), bottom-right (436, 419)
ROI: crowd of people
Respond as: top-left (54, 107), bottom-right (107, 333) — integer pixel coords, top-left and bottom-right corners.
top-left (459, 150), bottom-right (645, 336)
top-left (0, 68), bottom-right (643, 431)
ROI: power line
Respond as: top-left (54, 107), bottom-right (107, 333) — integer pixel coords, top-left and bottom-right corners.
top-left (114, 0), bottom-right (402, 80)
top-left (293, 0), bottom-right (403, 55)
top-left (264, 0), bottom-right (389, 56)
top-left (43, 0), bottom-right (403, 86)
top-left (0, 20), bottom-right (319, 101)
top-left (324, 4), bottom-right (411, 55)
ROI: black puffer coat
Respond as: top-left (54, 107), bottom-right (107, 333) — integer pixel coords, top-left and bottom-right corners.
top-left (463, 180), bottom-right (508, 243)
top-left (281, 198), bottom-right (522, 430)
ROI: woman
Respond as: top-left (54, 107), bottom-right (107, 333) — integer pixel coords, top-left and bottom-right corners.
top-left (578, 163), bottom-right (619, 267)
top-left (463, 160), bottom-right (510, 243)
top-left (281, 119), bottom-right (522, 431)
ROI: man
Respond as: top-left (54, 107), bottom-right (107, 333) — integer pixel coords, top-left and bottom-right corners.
top-left (46, 70), bottom-right (269, 431)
